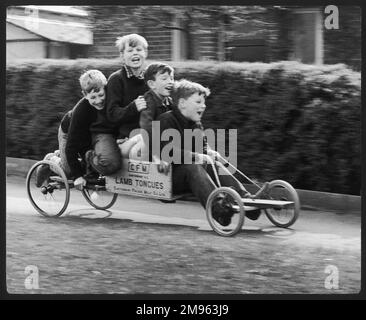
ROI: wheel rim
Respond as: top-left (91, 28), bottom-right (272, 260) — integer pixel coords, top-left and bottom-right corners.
top-left (26, 160), bottom-right (70, 217)
top-left (206, 187), bottom-right (245, 237)
top-left (264, 180), bottom-right (300, 227)
top-left (82, 186), bottom-right (118, 210)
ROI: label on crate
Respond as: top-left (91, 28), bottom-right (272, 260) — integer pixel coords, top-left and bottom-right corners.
top-left (105, 159), bottom-right (173, 200)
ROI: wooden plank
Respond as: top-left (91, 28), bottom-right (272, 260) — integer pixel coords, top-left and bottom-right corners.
top-left (242, 198), bottom-right (294, 209)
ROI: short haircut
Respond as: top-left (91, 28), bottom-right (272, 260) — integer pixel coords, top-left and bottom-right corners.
top-left (144, 62), bottom-right (174, 83)
top-left (171, 79), bottom-right (211, 105)
top-left (115, 33), bottom-right (148, 53)
top-left (79, 70), bottom-right (107, 93)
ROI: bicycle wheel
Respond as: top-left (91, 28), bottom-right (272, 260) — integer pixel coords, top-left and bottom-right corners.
top-left (82, 185), bottom-right (118, 210)
top-left (264, 180), bottom-right (300, 228)
top-left (206, 187), bottom-right (245, 237)
top-left (26, 160), bottom-right (70, 217)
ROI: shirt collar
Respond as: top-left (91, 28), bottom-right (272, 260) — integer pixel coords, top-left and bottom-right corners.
top-left (123, 64), bottom-right (145, 79)
top-left (149, 90), bottom-right (172, 108)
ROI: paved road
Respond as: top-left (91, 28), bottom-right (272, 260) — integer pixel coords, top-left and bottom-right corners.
top-left (6, 175), bottom-right (361, 294)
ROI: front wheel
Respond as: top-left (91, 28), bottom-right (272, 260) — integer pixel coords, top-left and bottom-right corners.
top-left (264, 180), bottom-right (300, 228)
top-left (206, 187), bottom-right (245, 237)
top-left (26, 160), bottom-right (70, 217)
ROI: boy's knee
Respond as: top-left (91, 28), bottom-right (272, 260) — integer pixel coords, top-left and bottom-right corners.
top-left (92, 151), bottom-right (122, 175)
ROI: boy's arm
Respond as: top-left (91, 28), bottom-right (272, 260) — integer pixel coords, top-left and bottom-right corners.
top-left (139, 107), bottom-right (154, 131)
top-left (139, 94), bottom-right (156, 131)
top-left (105, 73), bottom-right (139, 124)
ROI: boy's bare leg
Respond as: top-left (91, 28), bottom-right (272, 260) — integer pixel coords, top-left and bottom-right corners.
top-left (57, 126), bottom-right (72, 178)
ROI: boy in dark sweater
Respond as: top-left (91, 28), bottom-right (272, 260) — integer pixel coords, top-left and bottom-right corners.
top-left (150, 79), bottom-right (260, 226)
top-left (64, 69), bottom-right (107, 189)
top-left (120, 62), bottom-right (174, 160)
top-left (35, 70), bottom-right (108, 190)
top-left (88, 34), bottom-right (149, 175)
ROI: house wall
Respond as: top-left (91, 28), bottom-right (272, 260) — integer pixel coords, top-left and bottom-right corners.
top-left (7, 41), bottom-right (47, 61)
top-left (7, 22), bottom-right (47, 61)
top-left (7, 19), bottom-right (90, 61)
top-left (7, 21), bottom-right (41, 40)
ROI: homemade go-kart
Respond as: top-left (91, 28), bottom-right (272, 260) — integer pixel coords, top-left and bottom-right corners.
top-left (26, 155), bottom-right (300, 237)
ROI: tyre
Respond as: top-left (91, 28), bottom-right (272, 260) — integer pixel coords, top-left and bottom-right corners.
top-left (82, 185), bottom-right (118, 210)
top-left (264, 180), bottom-right (300, 228)
top-left (206, 187), bottom-right (245, 237)
top-left (26, 160), bottom-right (70, 217)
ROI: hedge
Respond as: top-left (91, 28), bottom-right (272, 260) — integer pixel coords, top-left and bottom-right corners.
top-left (6, 59), bottom-right (361, 195)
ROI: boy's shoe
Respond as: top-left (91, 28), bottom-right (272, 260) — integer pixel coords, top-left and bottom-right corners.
top-left (35, 152), bottom-right (54, 187)
top-left (83, 172), bottom-right (105, 186)
top-left (35, 164), bottom-right (52, 187)
top-left (211, 195), bottom-right (235, 227)
top-left (245, 209), bottom-right (261, 220)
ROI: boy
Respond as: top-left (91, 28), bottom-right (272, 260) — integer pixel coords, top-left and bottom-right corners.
top-left (120, 62), bottom-right (174, 160)
top-left (88, 33), bottom-right (149, 175)
top-left (140, 62), bottom-right (174, 131)
top-left (36, 70), bottom-right (108, 190)
top-left (150, 79), bottom-right (260, 226)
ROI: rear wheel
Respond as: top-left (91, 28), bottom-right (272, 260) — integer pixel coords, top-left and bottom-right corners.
top-left (206, 187), bottom-right (245, 237)
top-left (264, 180), bottom-right (300, 228)
top-left (26, 160), bottom-right (70, 217)
top-left (82, 185), bottom-right (118, 210)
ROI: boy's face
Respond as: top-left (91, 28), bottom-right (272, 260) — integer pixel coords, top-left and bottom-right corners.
top-left (84, 87), bottom-right (105, 110)
top-left (148, 71), bottom-right (174, 98)
top-left (179, 92), bottom-right (206, 122)
top-left (121, 43), bottom-right (147, 70)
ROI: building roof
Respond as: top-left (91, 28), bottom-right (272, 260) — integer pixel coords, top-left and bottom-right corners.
top-left (18, 5), bottom-right (89, 17)
top-left (7, 15), bottom-right (93, 45)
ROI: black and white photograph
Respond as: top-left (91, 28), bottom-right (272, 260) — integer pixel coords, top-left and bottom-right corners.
top-left (4, 3), bottom-right (362, 299)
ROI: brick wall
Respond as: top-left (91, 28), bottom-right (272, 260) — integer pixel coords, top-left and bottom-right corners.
top-left (87, 6), bottom-right (221, 61)
top-left (88, 6), bottom-right (140, 59)
top-left (88, 6), bottom-right (172, 60)
top-left (139, 14), bottom-right (172, 61)
top-left (323, 6), bottom-right (361, 71)
top-left (87, 6), bottom-right (361, 69)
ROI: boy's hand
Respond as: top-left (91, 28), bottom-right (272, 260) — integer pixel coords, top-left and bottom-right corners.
top-left (153, 155), bottom-right (170, 175)
top-left (74, 176), bottom-right (87, 191)
top-left (157, 160), bottom-right (170, 175)
top-left (116, 137), bottom-right (129, 145)
top-left (194, 153), bottom-right (213, 165)
top-left (135, 96), bottom-right (147, 112)
top-left (207, 149), bottom-right (220, 161)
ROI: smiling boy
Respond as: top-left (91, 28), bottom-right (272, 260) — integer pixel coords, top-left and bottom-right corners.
top-left (140, 62), bottom-right (174, 131)
top-left (123, 62), bottom-right (174, 160)
top-left (89, 34), bottom-right (149, 175)
top-left (150, 79), bottom-right (259, 226)
top-left (35, 70), bottom-right (108, 190)
top-left (65, 70), bottom-right (107, 190)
